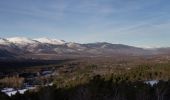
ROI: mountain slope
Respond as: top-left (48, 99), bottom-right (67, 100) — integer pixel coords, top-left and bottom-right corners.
top-left (0, 49), bottom-right (16, 59)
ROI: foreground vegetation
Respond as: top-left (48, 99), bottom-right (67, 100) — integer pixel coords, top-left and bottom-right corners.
top-left (0, 56), bottom-right (170, 100)
top-left (1, 75), bottom-right (170, 100)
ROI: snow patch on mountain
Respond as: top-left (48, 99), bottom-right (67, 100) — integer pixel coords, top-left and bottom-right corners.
top-left (67, 42), bottom-right (80, 48)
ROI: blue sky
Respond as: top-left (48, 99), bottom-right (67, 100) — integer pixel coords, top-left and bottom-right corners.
top-left (0, 0), bottom-right (170, 47)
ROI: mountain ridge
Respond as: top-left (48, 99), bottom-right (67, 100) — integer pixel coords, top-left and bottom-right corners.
top-left (0, 37), bottom-right (169, 59)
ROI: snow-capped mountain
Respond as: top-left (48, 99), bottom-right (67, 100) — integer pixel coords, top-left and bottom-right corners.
top-left (0, 37), bottom-right (169, 59)
top-left (34, 38), bottom-right (65, 45)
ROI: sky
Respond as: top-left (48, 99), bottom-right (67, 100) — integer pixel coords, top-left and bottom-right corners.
top-left (0, 0), bottom-right (170, 48)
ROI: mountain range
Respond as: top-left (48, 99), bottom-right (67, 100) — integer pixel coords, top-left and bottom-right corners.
top-left (0, 37), bottom-right (169, 59)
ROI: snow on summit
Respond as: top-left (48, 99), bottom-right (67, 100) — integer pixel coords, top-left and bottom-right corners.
top-left (7, 37), bottom-right (39, 45)
top-left (34, 37), bottom-right (65, 45)
top-left (0, 38), bottom-right (11, 45)
top-left (0, 37), bottom-right (66, 46)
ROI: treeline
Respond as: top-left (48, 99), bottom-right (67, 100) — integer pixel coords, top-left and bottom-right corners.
top-left (1, 75), bottom-right (170, 100)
